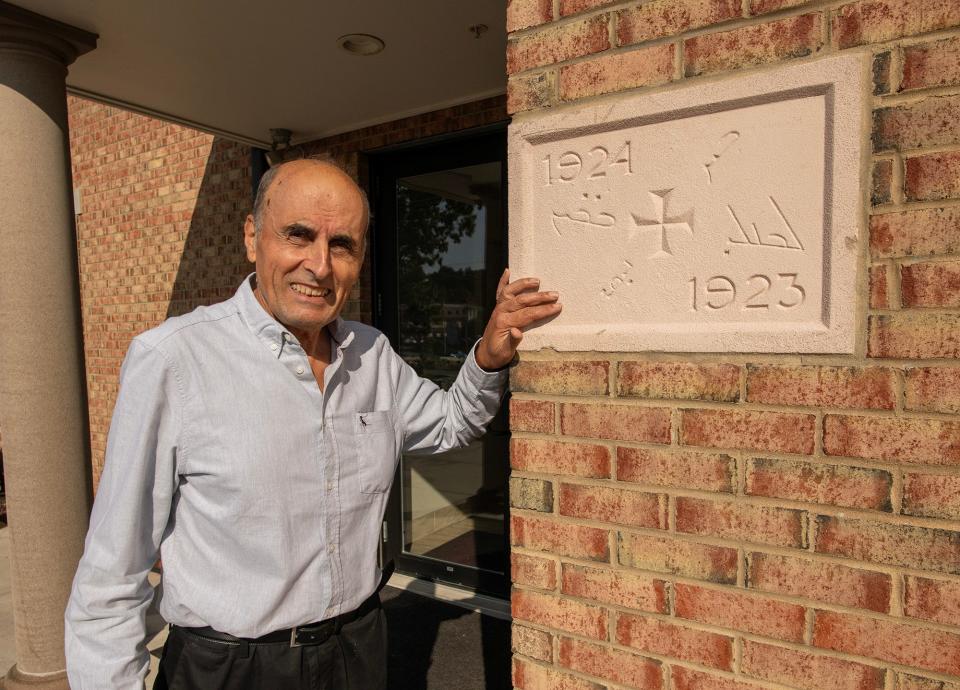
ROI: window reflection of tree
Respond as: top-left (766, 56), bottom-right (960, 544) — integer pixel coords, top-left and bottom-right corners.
top-left (397, 185), bottom-right (485, 386)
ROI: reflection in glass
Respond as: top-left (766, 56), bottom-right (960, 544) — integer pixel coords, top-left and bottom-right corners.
top-left (396, 163), bottom-right (505, 573)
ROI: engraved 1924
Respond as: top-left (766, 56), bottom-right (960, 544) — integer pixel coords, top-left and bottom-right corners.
top-left (543, 141), bottom-right (633, 185)
top-left (688, 274), bottom-right (805, 311)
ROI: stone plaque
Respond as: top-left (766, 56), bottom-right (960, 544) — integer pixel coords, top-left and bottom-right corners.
top-left (509, 54), bottom-right (866, 352)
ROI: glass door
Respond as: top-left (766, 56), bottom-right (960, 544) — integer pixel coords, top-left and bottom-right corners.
top-left (371, 130), bottom-right (509, 597)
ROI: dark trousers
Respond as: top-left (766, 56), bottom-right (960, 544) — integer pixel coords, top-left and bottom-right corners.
top-left (154, 600), bottom-right (387, 690)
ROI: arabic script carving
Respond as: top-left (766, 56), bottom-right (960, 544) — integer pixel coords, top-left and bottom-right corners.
top-left (725, 196), bottom-right (804, 252)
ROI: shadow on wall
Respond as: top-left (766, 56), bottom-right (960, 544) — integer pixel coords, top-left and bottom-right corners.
top-left (166, 138), bottom-right (260, 319)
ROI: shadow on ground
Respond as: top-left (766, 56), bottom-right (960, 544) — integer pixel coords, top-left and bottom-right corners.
top-left (382, 587), bottom-right (510, 690)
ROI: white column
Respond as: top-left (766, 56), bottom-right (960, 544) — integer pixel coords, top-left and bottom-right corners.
top-left (0, 5), bottom-right (96, 689)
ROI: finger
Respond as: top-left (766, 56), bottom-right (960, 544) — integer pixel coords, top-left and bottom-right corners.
top-left (501, 277), bottom-right (541, 298)
top-left (511, 302), bottom-right (562, 326)
top-left (504, 291), bottom-right (560, 311)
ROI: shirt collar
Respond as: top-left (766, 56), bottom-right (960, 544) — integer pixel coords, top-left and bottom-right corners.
top-left (234, 273), bottom-right (356, 356)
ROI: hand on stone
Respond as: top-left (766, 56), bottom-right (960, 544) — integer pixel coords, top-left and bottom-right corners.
top-left (475, 269), bottom-right (561, 371)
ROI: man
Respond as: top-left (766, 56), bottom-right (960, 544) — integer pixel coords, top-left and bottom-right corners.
top-left (64, 158), bottom-right (561, 689)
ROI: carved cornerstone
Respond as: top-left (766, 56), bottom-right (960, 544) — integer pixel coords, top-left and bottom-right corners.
top-left (509, 54), bottom-right (867, 353)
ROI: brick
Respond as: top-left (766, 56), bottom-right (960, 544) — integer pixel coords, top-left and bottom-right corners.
top-left (616, 447), bottom-right (735, 493)
top-left (905, 151), bottom-right (960, 202)
top-left (512, 589), bottom-right (608, 639)
top-left (511, 398), bottom-right (555, 433)
top-left (558, 637), bottom-right (663, 689)
top-left (506, 14), bottom-right (611, 74)
top-left (559, 483), bottom-right (664, 528)
top-left (511, 438), bottom-right (611, 478)
top-left (513, 624), bottom-right (553, 662)
top-left (560, 0), bottom-right (618, 16)
top-left (511, 476), bottom-right (554, 512)
top-left (561, 563), bottom-right (667, 611)
top-left (618, 362), bottom-right (740, 402)
top-left (559, 44), bottom-right (674, 101)
top-left (873, 96), bottom-right (960, 151)
top-left (901, 260), bottom-right (960, 307)
top-left (832, 0), bottom-right (960, 49)
top-left (873, 50), bottom-right (892, 95)
top-left (672, 667), bottom-right (769, 690)
top-left (905, 575), bottom-right (960, 626)
top-left (617, 0), bottom-right (740, 45)
top-left (508, 72), bottom-right (556, 114)
top-left (684, 13), bottom-right (822, 77)
top-left (746, 365), bottom-right (895, 410)
top-left (745, 457), bottom-right (893, 511)
top-left (870, 264), bottom-right (890, 308)
top-left (748, 551), bottom-right (892, 612)
top-left (511, 360), bottom-right (609, 395)
top-left (616, 612), bottom-right (735, 670)
top-left (897, 674), bottom-right (960, 690)
top-left (617, 532), bottom-right (738, 583)
top-left (903, 472), bottom-right (960, 520)
top-left (815, 515), bottom-right (960, 575)
top-left (676, 496), bottom-right (804, 548)
top-left (742, 640), bottom-right (885, 690)
top-left (869, 313), bottom-right (960, 358)
top-left (561, 402), bottom-right (672, 444)
top-left (750, 0), bottom-right (816, 15)
top-left (871, 160), bottom-right (893, 205)
top-left (902, 36), bottom-right (960, 92)
top-left (512, 515), bottom-right (610, 561)
top-left (905, 367), bottom-right (960, 414)
top-left (681, 408), bottom-right (815, 455)
top-left (870, 206), bottom-right (960, 259)
top-left (513, 658), bottom-right (604, 690)
top-left (813, 610), bottom-right (960, 676)
top-left (512, 552), bottom-right (558, 589)
top-left (823, 414), bottom-right (960, 466)
top-left (508, 0), bottom-right (553, 32)
top-left (674, 583), bottom-right (806, 642)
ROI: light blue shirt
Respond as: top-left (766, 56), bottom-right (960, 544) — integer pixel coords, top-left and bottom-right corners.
top-left (64, 274), bottom-right (507, 689)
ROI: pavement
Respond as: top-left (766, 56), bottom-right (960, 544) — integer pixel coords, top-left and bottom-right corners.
top-left (0, 525), bottom-right (511, 689)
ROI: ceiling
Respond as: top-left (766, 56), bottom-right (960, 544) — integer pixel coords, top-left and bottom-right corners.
top-left (12, 0), bottom-right (507, 147)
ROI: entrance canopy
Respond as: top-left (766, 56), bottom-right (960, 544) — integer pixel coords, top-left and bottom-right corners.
top-left (13, 0), bottom-right (507, 146)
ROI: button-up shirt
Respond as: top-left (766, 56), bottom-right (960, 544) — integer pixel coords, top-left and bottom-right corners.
top-left (64, 274), bottom-right (507, 689)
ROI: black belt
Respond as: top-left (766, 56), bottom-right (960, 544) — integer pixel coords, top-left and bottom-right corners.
top-left (175, 592), bottom-right (380, 648)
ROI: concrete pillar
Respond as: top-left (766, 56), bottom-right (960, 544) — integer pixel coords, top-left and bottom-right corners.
top-left (0, 4), bottom-right (96, 689)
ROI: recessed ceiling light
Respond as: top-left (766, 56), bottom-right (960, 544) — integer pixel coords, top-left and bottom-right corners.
top-left (338, 34), bottom-right (385, 56)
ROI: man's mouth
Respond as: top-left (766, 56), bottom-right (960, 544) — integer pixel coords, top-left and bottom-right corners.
top-left (290, 283), bottom-right (331, 298)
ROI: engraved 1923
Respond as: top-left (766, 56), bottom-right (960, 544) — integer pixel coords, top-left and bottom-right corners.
top-left (543, 141), bottom-right (633, 185)
top-left (688, 274), bottom-right (805, 311)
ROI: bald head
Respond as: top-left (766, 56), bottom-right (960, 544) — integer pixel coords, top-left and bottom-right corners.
top-left (252, 158), bottom-right (370, 237)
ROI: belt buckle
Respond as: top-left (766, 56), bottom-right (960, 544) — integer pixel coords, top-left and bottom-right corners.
top-left (290, 621), bottom-right (333, 647)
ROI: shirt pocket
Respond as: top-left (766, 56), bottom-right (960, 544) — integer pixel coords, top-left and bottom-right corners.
top-left (353, 410), bottom-right (398, 494)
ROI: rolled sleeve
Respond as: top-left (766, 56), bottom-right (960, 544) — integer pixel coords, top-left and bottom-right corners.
top-left (65, 338), bottom-right (183, 690)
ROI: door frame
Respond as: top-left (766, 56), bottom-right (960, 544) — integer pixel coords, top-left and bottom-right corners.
top-left (368, 127), bottom-right (510, 598)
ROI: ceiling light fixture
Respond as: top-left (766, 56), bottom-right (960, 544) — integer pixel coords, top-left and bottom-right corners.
top-left (338, 33), bottom-right (385, 56)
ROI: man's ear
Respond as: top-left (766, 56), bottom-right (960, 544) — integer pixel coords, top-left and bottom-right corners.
top-left (243, 215), bottom-right (257, 264)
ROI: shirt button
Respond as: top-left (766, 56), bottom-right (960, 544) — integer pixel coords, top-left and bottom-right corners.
top-left (296, 366), bottom-right (305, 375)
top-left (328, 544), bottom-right (336, 554)
top-left (270, 343), bottom-right (278, 351)
top-left (326, 481), bottom-right (334, 491)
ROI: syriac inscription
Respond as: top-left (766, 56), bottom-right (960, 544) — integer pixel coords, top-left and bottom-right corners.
top-left (509, 54), bottom-right (864, 352)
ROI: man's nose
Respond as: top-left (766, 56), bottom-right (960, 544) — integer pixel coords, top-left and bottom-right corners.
top-left (302, 242), bottom-right (332, 279)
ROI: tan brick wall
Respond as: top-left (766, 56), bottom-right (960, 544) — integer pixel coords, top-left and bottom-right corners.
top-left (506, 0), bottom-right (960, 687)
top-left (69, 95), bottom-right (506, 486)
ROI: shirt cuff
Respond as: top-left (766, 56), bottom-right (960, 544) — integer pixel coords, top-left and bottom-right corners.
top-left (463, 340), bottom-right (511, 388)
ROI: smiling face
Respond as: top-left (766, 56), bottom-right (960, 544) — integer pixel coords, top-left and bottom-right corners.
top-left (243, 160), bottom-right (367, 345)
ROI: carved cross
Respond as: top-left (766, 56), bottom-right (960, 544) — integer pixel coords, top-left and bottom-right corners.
top-left (631, 189), bottom-right (694, 259)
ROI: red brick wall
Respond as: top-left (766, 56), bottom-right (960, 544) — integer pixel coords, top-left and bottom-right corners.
top-left (506, 1), bottom-right (960, 688)
top-left (68, 95), bottom-right (506, 485)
